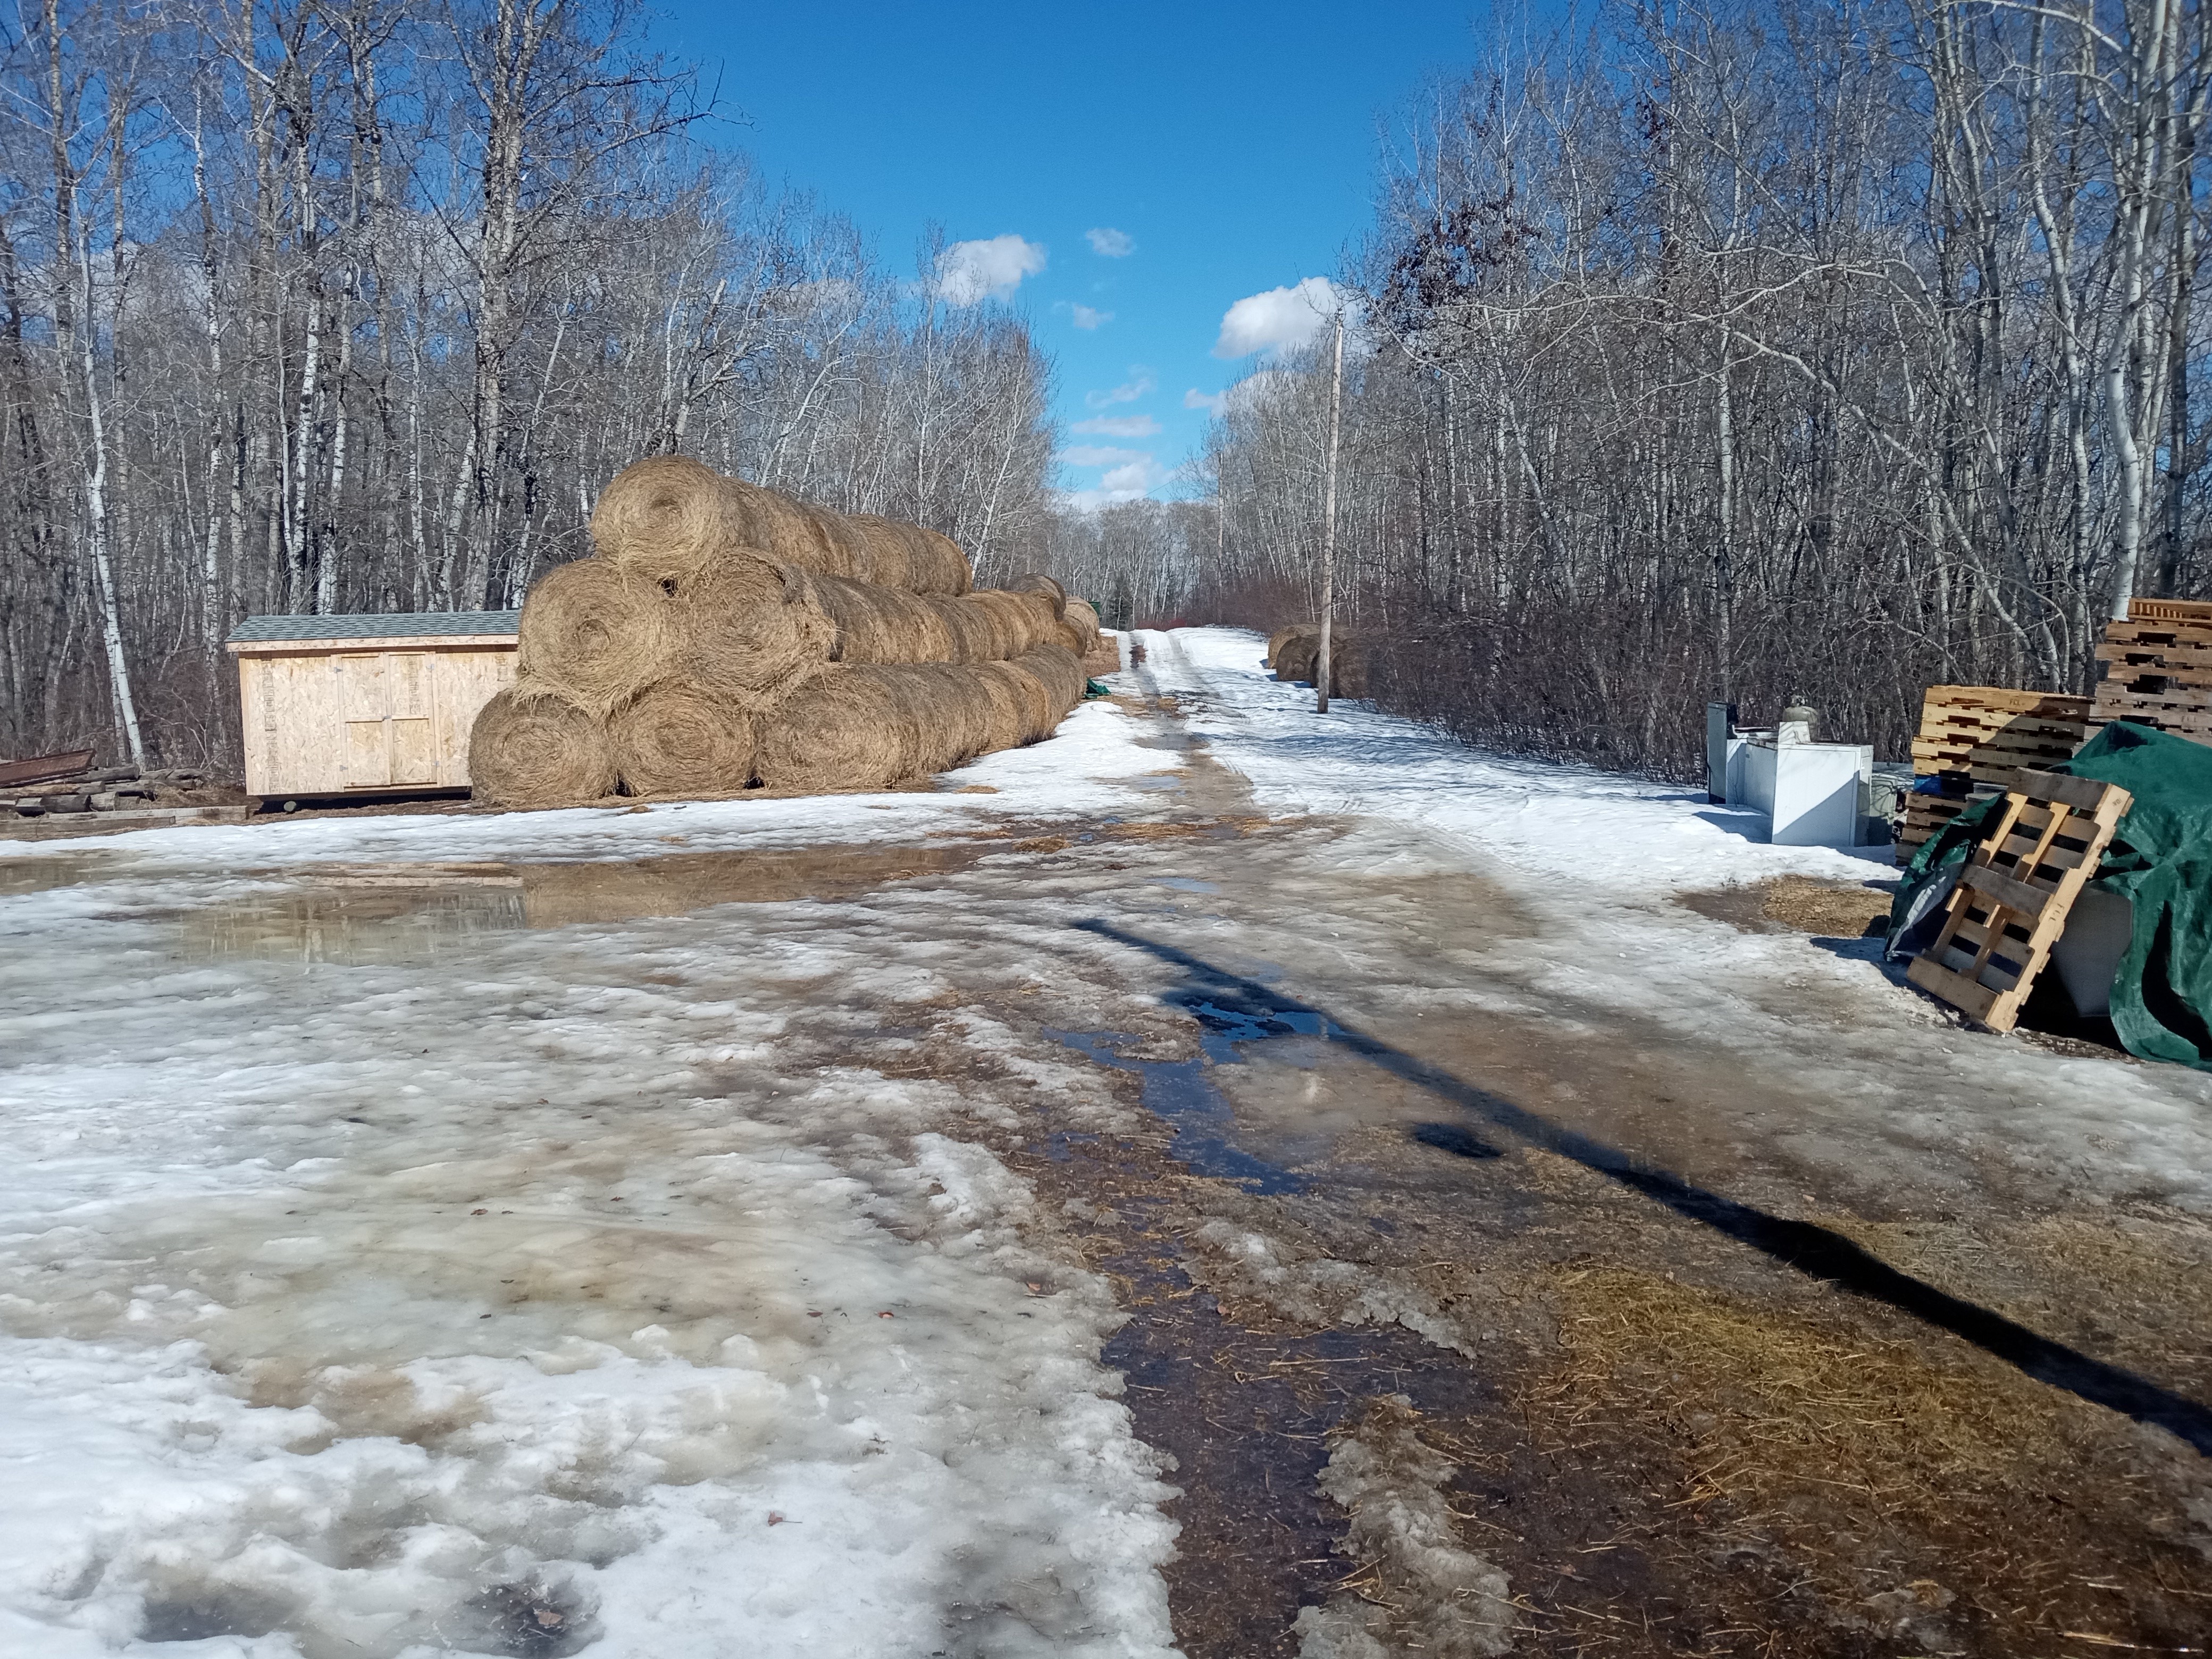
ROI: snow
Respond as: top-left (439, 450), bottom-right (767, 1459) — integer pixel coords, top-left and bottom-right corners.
top-left (0, 713), bottom-right (1183, 1657)
top-left (5, 626), bottom-right (2212, 1655)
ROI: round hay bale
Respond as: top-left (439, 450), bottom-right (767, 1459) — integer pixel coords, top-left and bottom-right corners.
top-left (752, 666), bottom-right (918, 792)
top-left (970, 590), bottom-right (1054, 656)
top-left (803, 571), bottom-right (960, 664)
top-left (950, 591), bottom-right (1017, 660)
top-left (903, 663), bottom-right (995, 772)
top-left (929, 596), bottom-right (994, 663)
top-left (715, 480), bottom-right (850, 578)
top-left (1018, 641), bottom-right (1087, 712)
top-left (1325, 634), bottom-right (1371, 697)
top-left (1274, 631), bottom-right (1321, 683)
top-left (677, 552), bottom-right (836, 706)
top-left (1266, 622), bottom-right (1319, 668)
top-left (968, 659), bottom-right (1033, 750)
top-left (977, 658), bottom-right (1054, 743)
top-left (845, 515), bottom-right (916, 591)
top-left (469, 684), bottom-right (616, 808)
top-left (1007, 573), bottom-right (1066, 619)
top-left (914, 527), bottom-right (973, 595)
top-left (517, 557), bottom-right (681, 716)
top-left (1060, 598), bottom-right (1103, 659)
top-left (589, 455), bottom-right (728, 584)
top-left (608, 680), bottom-right (758, 798)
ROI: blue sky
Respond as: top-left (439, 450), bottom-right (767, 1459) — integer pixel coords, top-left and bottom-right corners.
top-left (648, 1), bottom-right (1492, 507)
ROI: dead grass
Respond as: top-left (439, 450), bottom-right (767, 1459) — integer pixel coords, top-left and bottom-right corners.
top-left (1544, 1266), bottom-right (2058, 1518)
top-left (1758, 875), bottom-right (1893, 937)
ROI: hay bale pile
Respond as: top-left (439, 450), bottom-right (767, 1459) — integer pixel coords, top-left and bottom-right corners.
top-left (1267, 623), bottom-right (1372, 696)
top-left (471, 457), bottom-right (1096, 807)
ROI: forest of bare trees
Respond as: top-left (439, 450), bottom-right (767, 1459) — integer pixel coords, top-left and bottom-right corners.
top-left (1, 0), bottom-right (1055, 769)
top-left (1183, 0), bottom-right (2212, 776)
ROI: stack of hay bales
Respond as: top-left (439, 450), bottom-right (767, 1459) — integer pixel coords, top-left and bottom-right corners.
top-left (470, 457), bottom-right (1095, 807)
top-left (1268, 623), bottom-right (1372, 696)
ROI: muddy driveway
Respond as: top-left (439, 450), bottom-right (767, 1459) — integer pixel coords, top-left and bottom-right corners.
top-left (2, 629), bottom-right (2209, 1657)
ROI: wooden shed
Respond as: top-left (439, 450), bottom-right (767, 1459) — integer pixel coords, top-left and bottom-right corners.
top-left (225, 611), bottom-right (519, 799)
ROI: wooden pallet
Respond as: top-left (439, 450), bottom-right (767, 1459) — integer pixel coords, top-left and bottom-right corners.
top-left (2089, 601), bottom-right (2212, 745)
top-left (1905, 770), bottom-right (2132, 1032)
top-left (1902, 686), bottom-right (2088, 845)
top-left (1898, 786), bottom-right (2000, 851)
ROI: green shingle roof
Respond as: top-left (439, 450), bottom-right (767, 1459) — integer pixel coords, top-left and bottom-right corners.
top-left (228, 611), bottom-right (519, 643)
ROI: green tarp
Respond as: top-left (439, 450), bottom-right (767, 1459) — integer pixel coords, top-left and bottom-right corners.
top-left (1888, 722), bottom-right (2212, 1067)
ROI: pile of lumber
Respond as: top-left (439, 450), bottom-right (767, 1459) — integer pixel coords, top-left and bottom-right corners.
top-left (1899, 686), bottom-right (2090, 850)
top-left (470, 457), bottom-right (1110, 808)
top-left (2, 751), bottom-right (222, 822)
top-left (2090, 597), bottom-right (2212, 744)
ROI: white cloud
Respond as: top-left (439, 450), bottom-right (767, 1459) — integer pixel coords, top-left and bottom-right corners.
top-left (1059, 444), bottom-right (1149, 467)
top-left (1071, 414), bottom-right (1160, 438)
top-left (1057, 438), bottom-right (1167, 509)
top-left (1213, 276), bottom-right (1350, 357)
top-left (1086, 227), bottom-right (1135, 257)
top-left (934, 234), bottom-right (1048, 305)
top-left (1067, 303), bottom-right (1112, 330)
top-left (1085, 368), bottom-right (1156, 409)
top-left (1183, 388), bottom-right (1227, 417)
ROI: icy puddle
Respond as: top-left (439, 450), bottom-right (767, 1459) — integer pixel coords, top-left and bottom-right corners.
top-left (181, 842), bottom-right (1001, 965)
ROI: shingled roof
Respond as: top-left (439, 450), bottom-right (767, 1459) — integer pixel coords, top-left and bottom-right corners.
top-left (227, 611), bottom-right (520, 643)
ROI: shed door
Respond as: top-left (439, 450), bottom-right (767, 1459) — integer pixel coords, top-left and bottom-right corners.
top-left (335, 652), bottom-right (438, 787)
top-left (386, 653), bottom-right (437, 785)
top-left (337, 655), bottom-right (390, 786)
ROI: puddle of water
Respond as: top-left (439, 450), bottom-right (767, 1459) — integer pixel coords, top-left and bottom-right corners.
top-left (0, 852), bottom-right (113, 895)
top-left (1048, 1029), bottom-right (1304, 1195)
top-left (180, 843), bottom-right (999, 966)
top-left (1155, 877), bottom-right (1220, 895)
top-left (1048, 985), bottom-right (1348, 1194)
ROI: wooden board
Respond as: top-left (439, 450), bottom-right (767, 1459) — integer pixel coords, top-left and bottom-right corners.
top-left (0, 749), bottom-right (95, 790)
top-left (1906, 770), bottom-right (2132, 1032)
top-left (2128, 597), bottom-right (2212, 624)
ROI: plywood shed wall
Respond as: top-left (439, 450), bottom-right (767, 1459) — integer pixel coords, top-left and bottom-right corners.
top-left (225, 613), bottom-right (519, 798)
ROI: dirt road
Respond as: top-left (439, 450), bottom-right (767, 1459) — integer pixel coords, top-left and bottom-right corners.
top-left (2, 627), bottom-right (2207, 1657)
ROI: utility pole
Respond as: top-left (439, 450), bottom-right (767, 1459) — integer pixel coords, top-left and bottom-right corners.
top-left (1317, 306), bottom-right (1344, 714)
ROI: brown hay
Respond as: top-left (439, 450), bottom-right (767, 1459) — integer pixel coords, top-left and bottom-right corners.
top-left (590, 456), bottom-right (975, 596)
top-left (1060, 597), bottom-right (1103, 659)
top-left (752, 667), bottom-right (919, 792)
top-left (1273, 630), bottom-right (1320, 683)
top-left (969, 660), bottom-right (1035, 749)
top-left (1761, 875), bottom-right (1893, 937)
top-left (515, 557), bottom-right (681, 716)
top-left (1266, 622), bottom-right (1318, 667)
top-left (844, 514), bottom-right (916, 590)
top-left (802, 570), bottom-right (961, 664)
top-left (976, 658), bottom-right (1055, 743)
top-left (468, 685), bottom-right (617, 808)
top-left (607, 680), bottom-right (758, 798)
top-left (970, 589), bottom-right (1060, 656)
top-left (676, 552), bottom-right (836, 706)
top-left (1007, 573), bottom-right (1067, 618)
top-left (931, 595), bottom-right (998, 661)
top-left (588, 455), bottom-right (727, 584)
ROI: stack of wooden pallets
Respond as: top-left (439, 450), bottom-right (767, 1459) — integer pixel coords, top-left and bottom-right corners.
top-left (2090, 597), bottom-right (2212, 745)
top-left (1901, 685), bottom-right (2091, 850)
